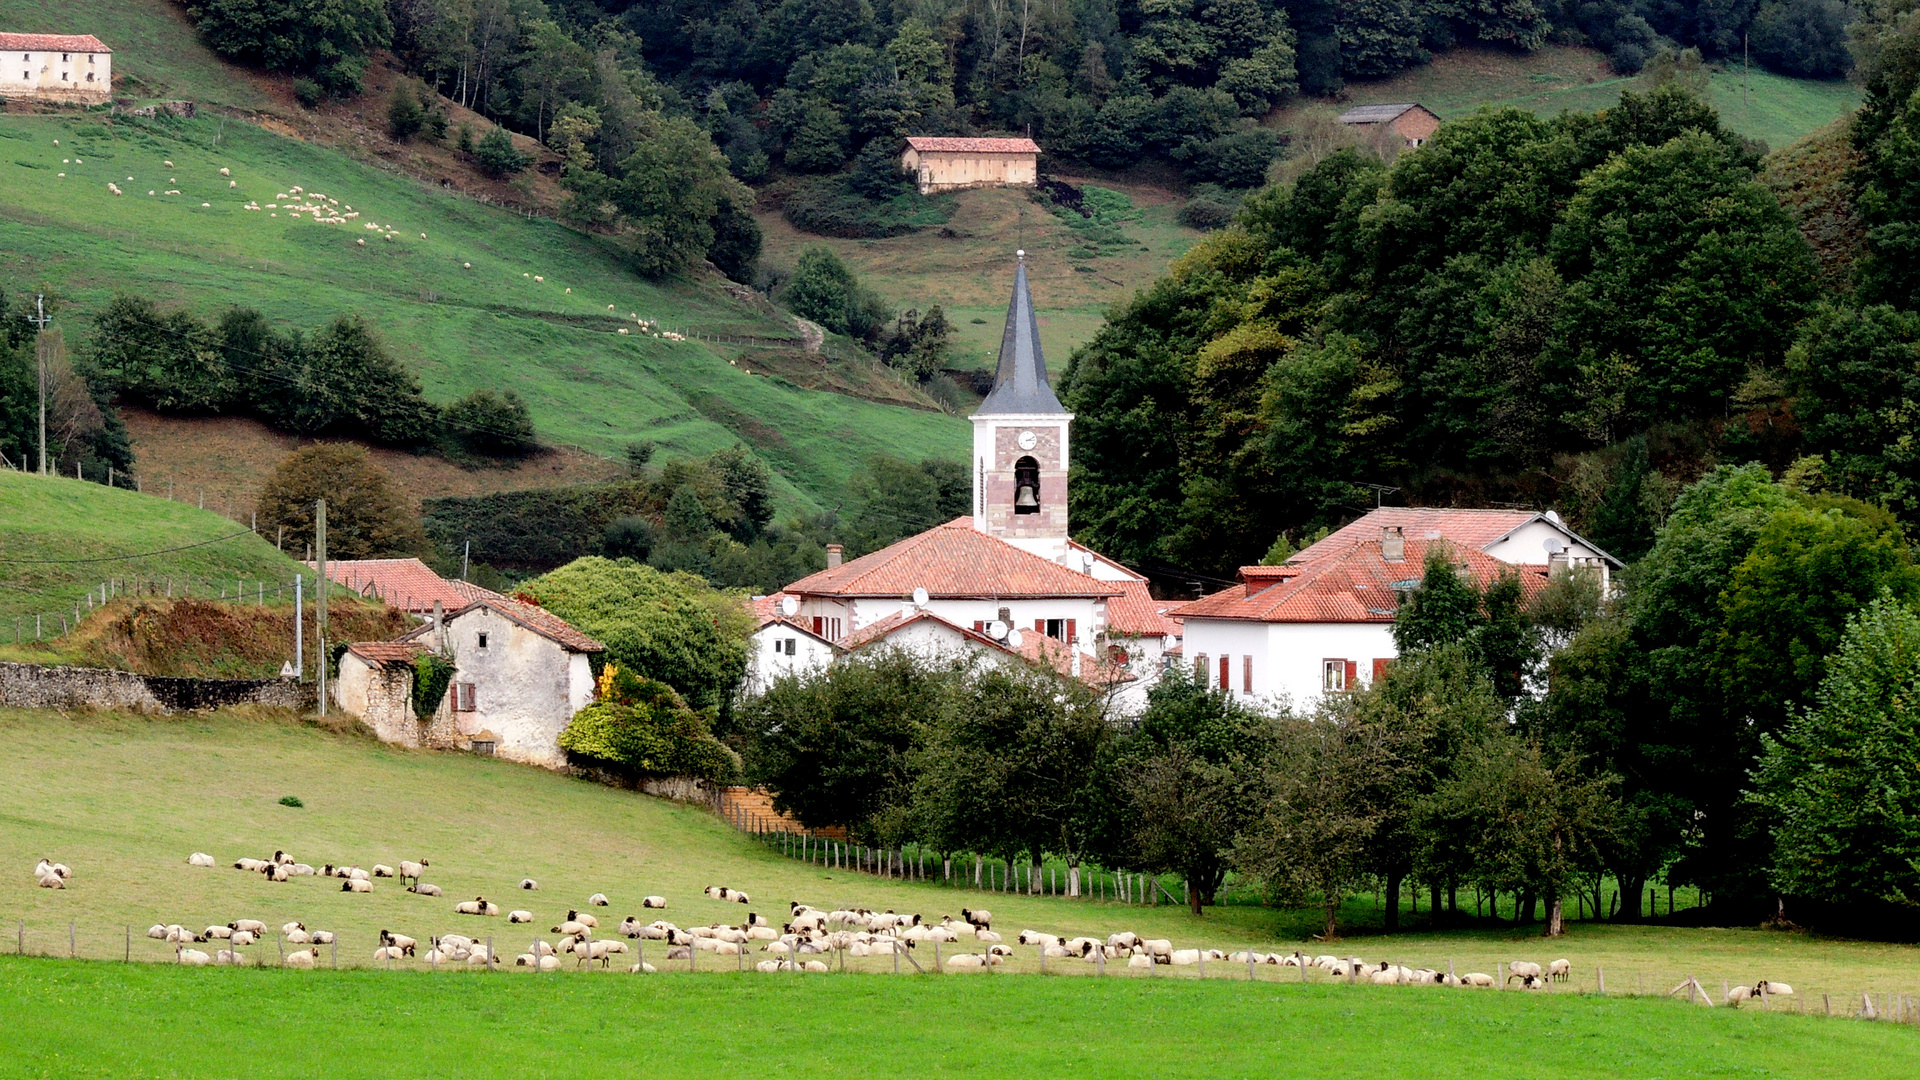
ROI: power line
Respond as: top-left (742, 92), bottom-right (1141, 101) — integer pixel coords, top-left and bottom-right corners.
top-left (0, 530), bottom-right (255, 564)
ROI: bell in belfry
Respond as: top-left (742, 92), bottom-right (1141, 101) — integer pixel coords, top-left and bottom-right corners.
top-left (1014, 483), bottom-right (1040, 511)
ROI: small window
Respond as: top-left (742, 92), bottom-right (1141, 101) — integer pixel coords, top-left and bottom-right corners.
top-left (1243, 655), bottom-right (1254, 693)
top-left (471, 739), bottom-right (496, 756)
top-left (784, 638), bottom-right (797, 656)
top-left (1194, 653), bottom-right (1208, 680)
top-left (61, 72), bottom-right (67, 80)
top-left (1323, 660), bottom-right (1348, 693)
top-left (456, 683), bottom-right (477, 712)
top-left (62, 53), bottom-right (70, 61)
top-left (1042, 618), bottom-right (1066, 641)
top-left (1218, 655), bottom-right (1230, 690)
top-left (476, 632), bottom-right (488, 649)
top-left (85, 72), bottom-right (93, 81)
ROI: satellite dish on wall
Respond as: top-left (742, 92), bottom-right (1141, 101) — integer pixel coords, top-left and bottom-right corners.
top-left (912, 587), bottom-right (929, 607)
top-left (1542, 538), bottom-right (1567, 556)
top-left (780, 596), bottom-right (799, 617)
top-left (1006, 629), bottom-right (1024, 649)
top-left (987, 620), bottom-right (1008, 640)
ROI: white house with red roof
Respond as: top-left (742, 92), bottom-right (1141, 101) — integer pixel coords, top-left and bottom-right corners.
top-left (0, 33), bottom-right (112, 103)
top-left (746, 595), bottom-right (842, 695)
top-left (748, 253), bottom-right (1178, 712)
top-left (1171, 509), bottom-right (1620, 708)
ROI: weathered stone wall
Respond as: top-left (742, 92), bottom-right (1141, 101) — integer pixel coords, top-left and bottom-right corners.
top-left (0, 662), bottom-right (313, 712)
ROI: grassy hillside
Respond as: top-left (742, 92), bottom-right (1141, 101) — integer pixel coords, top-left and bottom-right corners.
top-left (0, 471), bottom-right (308, 635)
top-left (759, 182), bottom-right (1202, 377)
top-left (0, 110), bottom-right (968, 512)
top-left (3, 957), bottom-right (1911, 1079)
top-left (5, 704), bottom-right (1920, 1007)
top-left (1274, 46), bottom-right (1858, 154)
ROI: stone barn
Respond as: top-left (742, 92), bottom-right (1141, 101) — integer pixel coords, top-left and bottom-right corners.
top-left (901, 136), bottom-right (1040, 195)
top-left (1335, 102), bottom-right (1441, 148)
top-left (0, 34), bottom-right (112, 105)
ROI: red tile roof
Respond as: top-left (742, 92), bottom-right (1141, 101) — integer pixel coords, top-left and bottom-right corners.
top-left (346, 641), bottom-right (425, 667)
top-left (1106, 578), bottom-right (1180, 638)
top-left (905, 137), bottom-right (1040, 154)
top-left (313, 558), bottom-right (471, 614)
top-left (449, 580), bottom-right (506, 605)
top-left (1289, 508), bottom-right (1546, 566)
top-left (784, 519), bottom-right (1122, 600)
top-left (0, 34), bottom-right (112, 53)
top-left (840, 609), bottom-right (1127, 685)
top-left (1172, 538), bottom-right (1545, 625)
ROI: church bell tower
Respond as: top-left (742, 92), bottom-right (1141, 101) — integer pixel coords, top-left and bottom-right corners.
top-left (971, 251), bottom-right (1073, 559)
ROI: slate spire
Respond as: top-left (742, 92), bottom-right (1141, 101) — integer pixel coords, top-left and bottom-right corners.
top-left (976, 251), bottom-right (1066, 415)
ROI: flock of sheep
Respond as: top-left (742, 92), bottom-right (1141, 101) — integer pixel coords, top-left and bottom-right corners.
top-left (29, 853), bottom-right (1798, 1003)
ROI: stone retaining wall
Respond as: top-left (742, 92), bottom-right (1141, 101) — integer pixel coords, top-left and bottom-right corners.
top-left (0, 662), bottom-right (313, 713)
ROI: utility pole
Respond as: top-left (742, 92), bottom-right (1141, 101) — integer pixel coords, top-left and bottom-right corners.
top-left (28, 295), bottom-right (50, 476)
top-left (315, 499), bottom-right (328, 717)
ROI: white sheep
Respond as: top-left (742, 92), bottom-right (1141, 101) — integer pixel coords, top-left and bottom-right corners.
top-left (204, 926), bottom-right (232, 940)
top-left (177, 948), bottom-right (211, 966)
top-left (188, 852), bottom-right (216, 867)
top-left (509, 910), bottom-right (533, 923)
top-left (146, 925), bottom-right (171, 941)
top-left (285, 929), bottom-right (311, 946)
top-left (1755, 980), bottom-right (1794, 997)
top-left (1017, 930), bottom-right (1059, 947)
top-left (342, 878), bottom-right (372, 893)
top-left (379, 931), bottom-right (416, 956)
top-left (230, 930), bottom-right (257, 947)
top-left (281, 921), bottom-right (306, 937)
top-left (398, 860), bottom-right (429, 884)
top-left (520, 879), bottom-right (538, 890)
top-left (36, 873), bottom-right (63, 889)
top-left (285, 949), bottom-right (317, 969)
top-left (410, 883), bottom-right (443, 897)
top-left (553, 920), bottom-right (590, 938)
top-left (372, 865), bottom-right (396, 878)
top-left (568, 910), bottom-right (599, 929)
top-left (213, 949), bottom-right (243, 965)
top-left (588, 893), bottom-right (609, 907)
top-left (454, 897), bottom-right (498, 916)
top-left (231, 920), bottom-right (268, 935)
top-left (310, 930), bottom-right (336, 946)
top-left (961, 908), bottom-right (992, 931)
top-left (233, 858), bottom-right (270, 873)
top-left (373, 946), bottom-right (407, 962)
top-left (1547, 958), bottom-right (1571, 982)
top-left (1458, 972), bottom-right (1496, 987)
top-left (642, 896), bottom-right (666, 909)
top-left (1506, 961), bottom-right (1543, 984)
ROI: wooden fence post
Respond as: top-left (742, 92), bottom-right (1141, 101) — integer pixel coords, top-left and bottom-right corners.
top-left (125, 925), bottom-right (130, 963)
top-left (1596, 965), bottom-right (1605, 995)
top-left (68, 921), bottom-right (74, 958)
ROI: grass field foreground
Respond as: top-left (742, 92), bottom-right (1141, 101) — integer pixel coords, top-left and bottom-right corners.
top-left (2, 954), bottom-right (1914, 1080)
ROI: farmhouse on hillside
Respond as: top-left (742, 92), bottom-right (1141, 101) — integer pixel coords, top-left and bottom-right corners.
top-left (0, 33), bottom-right (112, 104)
top-left (1335, 102), bottom-right (1441, 148)
top-left (900, 136), bottom-right (1040, 195)
top-left (747, 251), bottom-right (1179, 712)
top-left (1172, 507), bottom-right (1621, 707)
top-left (336, 594), bottom-right (602, 768)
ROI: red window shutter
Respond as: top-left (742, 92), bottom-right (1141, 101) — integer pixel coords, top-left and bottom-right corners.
top-left (812, 616), bottom-right (823, 636)
top-left (1243, 655), bottom-right (1253, 693)
top-left (447, 685), bottom-right (457, 710)
top-left (974, 620), bottom-right (985, 633)
top-left (1035, 619), bottom-right (1046, 633)
top-left (1372, 658), bottom-right (1393, 682)
top-left (1219, 656), bottom-right (1230, 689)
top-left (1066, 619), bottom-right (1076, 643)
top-left (1345, 660), bottom-right (1358, 687)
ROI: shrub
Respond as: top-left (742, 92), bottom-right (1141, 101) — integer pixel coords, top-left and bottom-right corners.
top-left (707, 194), bottom-right (762, 284)
top-left (256, 443), bottom-right (429, 559)
top-left (293, 78), bottom-right (323, 108)
top-left (387, 81), bottom-right (425, 141)
top-left (602, 515), bottom-right (656, 562)
top-left (475, 127), bottom-right (530, 179)
top-left (781, 176), bottom-right (953, 239)
top-left (559, 664), bottom-right (741, 781)
top-left (1178, 196), bottom-right (1237, 230)
top-left (278, 795), bottom-right (303, 807)
top-left (444, 388), bottom-right (537, 459)
top-left (781, 246), bottom-right (891, 340)
top-left (1177, 130), bottom-right (1283, 188)
top-left (411, 653), bottom-right (457, 720)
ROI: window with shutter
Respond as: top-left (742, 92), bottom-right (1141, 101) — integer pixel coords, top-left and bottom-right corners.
top-left (1372, 658), bottom-right (1393, 682)
top-left (1243, 655), bottom-right (1253, 693)
top-left (1066, 619), bottom-right (1076, 643)
top-left (1195, 653), bottom-right (1208, 679)
top-left (1218, 656), bottom-right (1230, 689)
top-left (1322, 660), bottom-right (1347, 693)
top-left (1345, 660), bottom-right (1358, 688)
top-left (456, 683), bottom-right (477, 711)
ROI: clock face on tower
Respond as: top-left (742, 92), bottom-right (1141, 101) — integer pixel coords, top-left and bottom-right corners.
top-left (1017, 429), bottom-right (1037, 450)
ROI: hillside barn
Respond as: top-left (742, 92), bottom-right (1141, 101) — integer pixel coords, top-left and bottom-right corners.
top-left (0, 33), bottom-right (112, 104)
top-left (1336, 102), bottom-right (1441, 148)
top-left (901, 136), bottom-right (1040, 195)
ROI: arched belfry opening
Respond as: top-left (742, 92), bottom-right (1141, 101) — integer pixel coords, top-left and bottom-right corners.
top-left (1013, 456), bottom-right (1040, 514)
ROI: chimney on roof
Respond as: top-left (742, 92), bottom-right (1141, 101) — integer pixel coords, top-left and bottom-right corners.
top-left (826, 544), bottom-right (844, 569)
top-left (1382, 525), bottom-right (1406, 563)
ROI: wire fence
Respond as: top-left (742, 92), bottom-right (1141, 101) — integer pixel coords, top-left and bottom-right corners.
top-left (2, 570), bottom-right (380, 647)
top-left (8, 915), bottom-right (1920, 1023)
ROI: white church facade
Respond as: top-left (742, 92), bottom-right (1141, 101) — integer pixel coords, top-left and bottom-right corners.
top-left (745, 253), bottom-right (1179, 712)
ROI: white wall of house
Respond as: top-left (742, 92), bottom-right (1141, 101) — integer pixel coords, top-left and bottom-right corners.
top-left (1481, 519), bottom-right (1612, 588)
top-left (744, 622), bottom-right (837, 695)
top-left (439, 608), bottom-right (587, 769)
top-left (796, 595), bottom-right (1106, 643)
top-left (1179, 619), bottom-right (1397, 712)
top-left (0, 47), bottom-right (110, 101)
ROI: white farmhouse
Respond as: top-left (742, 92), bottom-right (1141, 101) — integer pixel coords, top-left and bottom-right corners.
top-left (338, 594), bottom-right (603, 768)
top-left (761, 252), bottom-right (1178, 710)
top-left (0, 34), bottom-right (112, 104)
top-left (744, 599), bottom-right (841, 695)
top-left (1172, 508), bottom-right (1621, 709)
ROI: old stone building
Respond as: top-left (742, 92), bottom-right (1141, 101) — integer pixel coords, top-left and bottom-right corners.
top-left (1336, 102), bottom-right (1441, 148)
top-left (0, 34), bottom-right (112, 104)
top-left (900, 136), bottom-right (1040, 194)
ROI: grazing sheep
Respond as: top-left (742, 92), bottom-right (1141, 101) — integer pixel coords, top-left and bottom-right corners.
top-left (1108, 932), bottom-right (1142, 950)
top-left (553, 920), bottom-right (590, 938)
top-left (1506, 961), bottom-right (1543, 984)
top-left (177, 948), bottom-right (211, 966)
top-left (1547, 958), bottom-right (1571, 982)
top-left (310, 931), bottom-right (335, 946)
top-left (36, 873), bottom-right (63, 889)
top-left (342, 878), bottom-right (372, 893)
top-left (233, 858), bottom-right (271, 873)
top-left (285, 950), bottom-right (317, 969)
top-left (1458, 972), bottom-right (1496, 988)
top-left (147, 925), bottom-right (170, 940)
top-left (1017, 930), bottom-right (1060, 947)
top-left (231, 931), bottom-right (258, 946)
top-left (373, 946), bottom-right (407, 962)
top-left (213, 949), bottom-right (243, 966)
top-left (379, 931), bottom-right (416, 956)
top-left (509, 910), bottom-right (533, 924)
top-left (285, 929), bottom-right (311, 946)
top-left (454, 897), bottom-right (498, 916)
top-left (409, 883), bottom-right (443, 897)
top-left (974, 930), bottom-right (1003, 943)
top-left (266, 864), bottom-right (290, 883)
top-left (372, 865), bottom-right (395, 878)
top-left (642, 896), bottom-right (667, 909)
top-left (231, 920), bottom-right (268, 936)
top-left (188, 852), bottom-right (216, 867)
top-left (1755, 980), bottom-right (1794, 997)
top-left (567, 910), bottom-right (599, 929)
top-left (588, 893), bottom-right (609, 907)
top-left (204, 926), bottom-right (232, 940)
top-left (398, 860), bottom-right (429, 884)
top-left (520, 879), bottom-right (538, 891)
top-left (1126, 954), bottom-right (1154, 969)
top-left (1726, 985), bottom-right (1755, 1006)
top-left (961, 908), bottom-right (992, 931)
